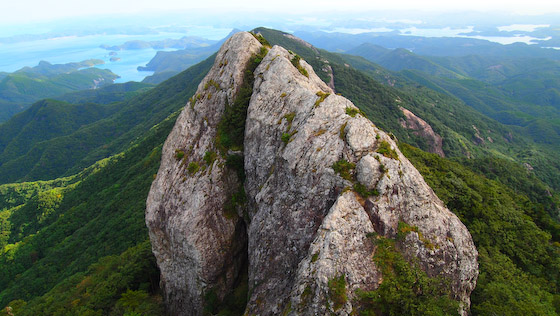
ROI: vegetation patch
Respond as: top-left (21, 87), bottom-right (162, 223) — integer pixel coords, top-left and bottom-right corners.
top-left (174, 149), bottom-right (185, 161)
top-left (314, 129), bottom-right (326, 137)
top-left (379, 163), bottom-right (386, 174)
top-left (339, 122), bottom-right (348, 140)
top-left (216, 46), bottom-right (268, 152)
top-left (314, 91), bottom-right (330, 107)
top-left (223, 187), bottom-right (246, 219)
top-left (311, 251), bottom-right (320, 263)
top-left (281, 131), bottom-right (297, 144)
top-left (0, 241), bottom-right (164, 316)
top-left (291, 55), bottom-right (309, 78)
top-left (332, 159), bottom-right (355, 181)
top-left (250, 32), bottom-right (271, 47)
top-left (302, 285), bottom-right (312, 299)
top-left (187, 161), bottom-right (200, 175)
top-left (223, 154), bottom-right (247, 220)
top-left (204, 79), bottom-right (220, 90)
top-left (282, 301), bottom-right (292, 316)
top-left (356, 236), bottom-right (458, 315)
top-left (283, 112), bottom-right (296, 131)
top-left (225, 154), bottom-right (245, 182)
top-left (328, 274), bottom-right (347, 311)
top-left (353, 182), bottom-right (379, 198)
top-left (203, 268), bottom-right (248, 316)
top-left (345, 107), bottom-right (360, 117)
top-left (396, 221), bottom-right (419, 241)
top-left (377, 141), bottom-right (399, 160)
top-left (395, 221), bottom-right (437, 250)
top-left (203, 150), bottom-right (217, 167)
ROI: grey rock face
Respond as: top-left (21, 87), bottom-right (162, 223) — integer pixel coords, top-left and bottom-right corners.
top-left (399, 106), bottom-right (445, 157)
top-left (244, 45), bottom-right (343, 314)
top-left (244, 45), bottom-right (478, 315)
top-left (145, 32), bottom-right (262, 315)
top-left (288, 191), bottom-right (379, 315)
top-left (147, 33), bottom-right (478, 316)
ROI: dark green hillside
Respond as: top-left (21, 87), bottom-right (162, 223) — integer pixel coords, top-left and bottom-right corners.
top-left (0, 109), bottom-right (178, 314)
top-left (2, 81), bottom-right (150, 125)
top-left (348, 43), bottom-right (461, 78)
top-left (0, 54), bottom-right (215, 184)
top-left (0, 54), bottom-right (218, 314)
top-left (348, 45), bottom-right (560, 146)
top-left (14, 60), bottom-right (105, 77)
top-left (0, 100), bottom-right (24, 123)
top-left (0, 99), bottom-right (115, 164)
top-left (55, 81), bottom-right (153, 105)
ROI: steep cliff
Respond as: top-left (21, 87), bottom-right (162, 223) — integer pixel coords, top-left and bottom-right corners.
top-left (146, 32), bottom-right (262, 315)
top-left (146, 32), bottom-right (478, 315)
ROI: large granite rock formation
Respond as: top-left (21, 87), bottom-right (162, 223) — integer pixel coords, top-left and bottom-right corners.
top-left (146, 32), bottom-right (262, 315)
top-left (146, 31), bottom-right (478, 316)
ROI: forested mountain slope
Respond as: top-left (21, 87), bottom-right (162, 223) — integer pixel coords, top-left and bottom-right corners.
top-left (0, 60), bottom-right (119, 123)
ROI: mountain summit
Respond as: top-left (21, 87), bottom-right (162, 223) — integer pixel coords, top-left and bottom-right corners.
top-left (146, 32), bottom-right (478, 315)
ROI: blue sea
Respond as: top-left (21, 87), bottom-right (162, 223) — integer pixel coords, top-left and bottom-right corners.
top-left (0, 27), bottom-right (232, 83)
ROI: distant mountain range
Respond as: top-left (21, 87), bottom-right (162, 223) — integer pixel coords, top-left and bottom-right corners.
top-left (100, 36), bottom-right (217, 51)
top-left (0, 60), bottom-right (118, 123)
top-left (137, 29), bottom-right (240, 84)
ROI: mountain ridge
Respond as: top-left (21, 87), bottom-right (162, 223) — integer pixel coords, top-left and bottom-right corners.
top-left (147, 31), bottom-right (478, 316)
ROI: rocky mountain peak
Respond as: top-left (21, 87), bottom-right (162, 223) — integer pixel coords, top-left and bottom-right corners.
top-left (146, 31), bottom-right (478, 315)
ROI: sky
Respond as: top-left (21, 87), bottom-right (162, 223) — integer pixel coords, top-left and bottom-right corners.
top-left (4, 0), bottom-right (560, 24)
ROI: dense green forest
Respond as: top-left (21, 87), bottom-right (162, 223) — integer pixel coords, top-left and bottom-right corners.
top-left (1, 29), bottom-right (560, 315)
top-left (0, 111), bottom-right (175, 313)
